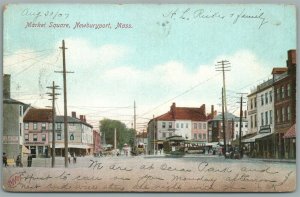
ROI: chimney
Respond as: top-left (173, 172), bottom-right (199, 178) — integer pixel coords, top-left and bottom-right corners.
top-left (83, 115), bottom-right (86, 122)
top-left (79, 115), bottom-right (84, 121)
top-left (170, 102), bottom-right (176, 119)
top-left (3, 74), bottom-right (11, 99)
top-left (211, 105), bottom-right (214, 118)
top-left (287, 49), bottom-right (296, 74)
top-left (71, 111), bottom-right (76, 118)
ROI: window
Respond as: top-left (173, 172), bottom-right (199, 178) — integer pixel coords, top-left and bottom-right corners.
top-left (254, 115), bottom-right (257, 127)
top-left (203, 123), bottom-right (206, 129)
top-left (287, 106), bottom-right (291, 121)
top-left (25, 134), bottom-right (29, 141)
top-left (57, 133), bottom-right (61, 140)
top-left (33, 134), bottom-right (38, 141)
top-left (168, 122), bottom-right (172, 129)
top-left (269, 91), bottom-right (272, 102)
top-left (261, 94), bottom-right (264, 106)
top-left (265, 111), bottom-right (268, 125)
top-left (41, 123), bottom-right (46, 130)
top-left (277, 109), bottom-right (280, 123)
top-left (250, 99), bottom-right (253, 109)
top-left (181, 123), bottom-right (184, 128)
top-left (236, 124), bottom-right (238, 127)
top-left (163, 133), bottom-right (166, 138)
top-left (277, 88), bottom-right (280, 101)
top-left (186, 123), bottom-right (188, 128)
top-left (57, 123), bottom-right (62, 130)
top-left (281, 86), bottom-right (285, 99)
top-left (265, 92), bottom-right (268, 104)
top-left (282, 107), bottom-right (285, 122)
top-left (203, 134), bottom-right (206, 140)
top-left (245, 123), bottom-right (248, 128)
top-left (33, 123), bottom-right (38, 130)
top-left (19, 123), bottom-right (22, 136)
top-left (261, 113), bottom-right (264, 126)
top-left (176, 123), bottom-right (179, 128)
top-left (198, 133), bottom-right (202, 140)
top-left (250, 116), bottom-right (253, 128)
top-left (70, 134), bottom-right (74, 140)
top-left (254, 97), bottom-right (257, 108)
top-left (162, 122), bottom-right (166, 128)
top-left (49, 123), bottom-right (52, 130)
top-left (270, 110), bottom-right (273, 125)
top-left (287, 84), bottom-right (291, 97)
top-left (42, 134), bottom-right (46, 141)
top-left (24, 123), bottom-right (29, 130)
top-left (193, 123), bottom-right (197, 129)
top-left (19, 106), bottom-right (23, 117)
top-left (194, 134), bottom-right (197, 139)
top-left (199, 123), bottom-right (202, 129)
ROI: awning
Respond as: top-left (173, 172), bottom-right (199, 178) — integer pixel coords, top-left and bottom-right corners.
top-left (283, 124), bottom-right (296, 138)
top-left (49, 144), bottom-right (93, 149)
top-left (22, 145), bottom-right (30, 154)
top-left (242, 133), bottom-right (273, 143)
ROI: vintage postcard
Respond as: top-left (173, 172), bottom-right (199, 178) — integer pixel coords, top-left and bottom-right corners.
top-left (2, 4), bottom-right (297, 192)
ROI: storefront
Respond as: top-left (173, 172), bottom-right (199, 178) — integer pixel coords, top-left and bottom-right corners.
top-left (283, 124), bottom-right (296, 159)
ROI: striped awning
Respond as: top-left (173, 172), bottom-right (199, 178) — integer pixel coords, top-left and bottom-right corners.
top-left (283, 124), bottom-right (296, 138)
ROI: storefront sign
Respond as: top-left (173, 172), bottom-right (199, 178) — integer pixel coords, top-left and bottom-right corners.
top-left (259, 125), bottom-right (271, 133)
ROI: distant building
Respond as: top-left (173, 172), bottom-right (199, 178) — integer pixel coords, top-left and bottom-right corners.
top-left (147, 103), bottom-right (213, 154)
top-left (23, 108), bottom-right (52, 158)
top-left (49, 112), bottom-right (94, 157)
top-left (93, 129), bottom-right (101, 156)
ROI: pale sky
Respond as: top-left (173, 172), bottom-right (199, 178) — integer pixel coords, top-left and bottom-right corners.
top-left (3, 4), bottom-right (296, 132)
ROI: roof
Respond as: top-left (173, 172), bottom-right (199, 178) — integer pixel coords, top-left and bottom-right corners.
top-left (23, 108), bottom-right (53, 122)
top-left (155, 103), bottom-right (208, 121)
top-left (211, 112), bottom-right (244, 121)
top-left (272, 67), bottom-right (287, 75)
top-left (55, 116), bottom-right (93, 128)
top-left (283, 124), bottom-right (296, 138)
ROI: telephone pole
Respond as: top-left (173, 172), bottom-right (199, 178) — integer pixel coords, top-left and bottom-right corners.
top-left (237, 93), bottom-right (247, 158)
top-left (153, 115), bottom-right (155, 155)
top-left (222, 88), bottom-right (226, 157)
top-left (55, 40), bottom-right (74, 168)
top-left (134, 101), bottom-right (136, 131)
top-left (216, 60), bottom-right (231, 153)
top-left (46, 81), bottom-right (60, 168)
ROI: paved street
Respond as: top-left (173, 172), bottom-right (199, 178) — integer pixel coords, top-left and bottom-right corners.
top-left (12, 154), bottom-right (296, 169)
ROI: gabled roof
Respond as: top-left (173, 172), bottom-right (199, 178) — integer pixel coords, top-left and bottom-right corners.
top-left (23, 108), bottom-right (53, 122)
top-left (55, 116), bottom-right (93, 128)
top-left (155, 103), bottom-right (208, 121)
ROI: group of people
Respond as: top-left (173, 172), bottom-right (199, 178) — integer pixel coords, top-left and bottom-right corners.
top-left (68, 152), bottom-right (77, 164)
top-left (2, 152), bottom-right (33, 167)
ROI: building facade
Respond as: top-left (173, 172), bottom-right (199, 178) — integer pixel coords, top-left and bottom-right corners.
top-left (273, 50), bottom-right (296, 159)
top-left (147, 103), bottom-right (212, 154)
top-left (23, 108), bottom-right (52, 158)
top-left (3, 74), bottom-right (30, 162)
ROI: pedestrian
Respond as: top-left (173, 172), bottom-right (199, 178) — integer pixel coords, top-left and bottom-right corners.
top-left (68, 152), bottom-right (71, 163)
top-left (73, 153), bottom-right (76, 164)
top-left (16, 155), bottom-right (22, 167)
top-left (27, 153), bottom-right (32, 167)
top-left (3, 153), bottom-right (8, 167)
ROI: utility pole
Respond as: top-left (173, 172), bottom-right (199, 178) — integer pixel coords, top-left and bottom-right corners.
top-left (222, 88), bottom-right (226, 158)
top-left (46, 81), bottom-right (60, 168)
top-left (134, 101), bottom-right (136, 132)
top-left (55, 40), bottom-right (74, 168)
top-left (216, 60), bottom-right (231, 154)
top-left (153, 115), bottom-right (155, 155)
top-left (237, 93), bottom-right (247, 158)
top-left (114, 128), bottom-right (117, 150)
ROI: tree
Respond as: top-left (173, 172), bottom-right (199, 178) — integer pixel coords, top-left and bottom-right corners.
top-left (100, 119), bottom-right (136, 150)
